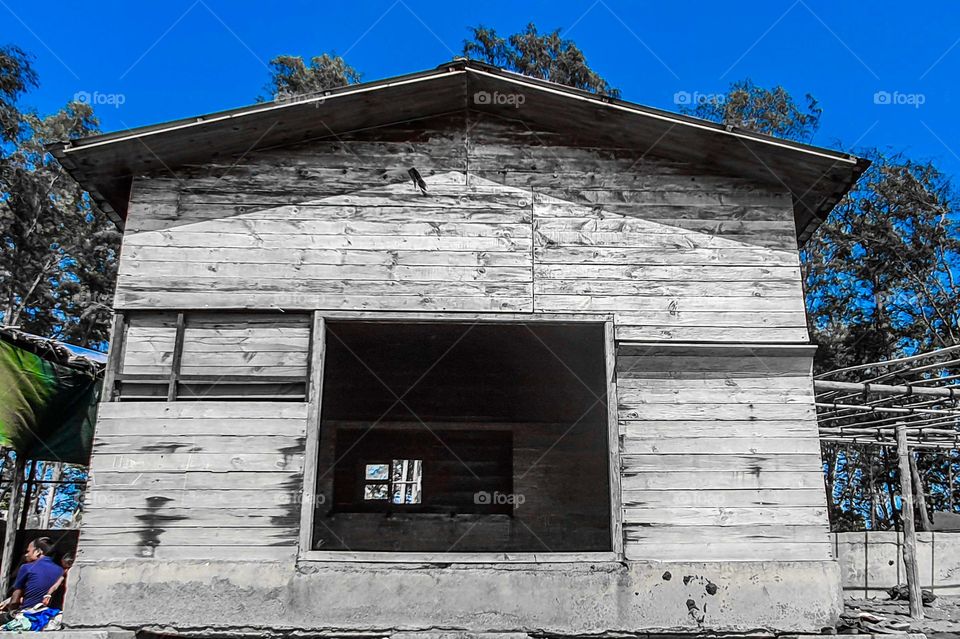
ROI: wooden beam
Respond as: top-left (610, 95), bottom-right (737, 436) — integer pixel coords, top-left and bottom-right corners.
top-left (18, 460), bottom-right (36, 533)
top-left (101, 312), bottom-right (126, 402)
top-left (815, 379), bottom-right (960, 398)
top-left (166, 312), bottom-right (186, 401)
top-left (299, 312), bottom-right (326, 555)
top-left (0, 455), bottom-right (25, 595)
top-left (896, 423), bottom-right (924, 620)
top-left (604, 320), bottom-right (623, 558)
top-left (816, 344), bottom-right (960, 379)
top-left (820, 437), bottom-right (958, 450)
top-left (816, 402), bottom-right (960, 416)
top-left (299, 550), bottom-right (618, 563)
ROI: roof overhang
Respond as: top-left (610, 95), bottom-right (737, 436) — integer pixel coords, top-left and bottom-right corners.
top-left (47, 59), bottom-right (869, 243)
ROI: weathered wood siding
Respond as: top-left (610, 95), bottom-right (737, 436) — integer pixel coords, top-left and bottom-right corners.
top-left (120, 312), bottom-right (310, 378)
top-left (81, 402), bottom-right (305, 561)
top-left (87, 110), bottom-right (827, 563)
top-left (115, 112), bottom-right (806, 343)
top-left (467, 115), bottom-right (806, 343)
top-left (616, 345), bottom-right (830, 561)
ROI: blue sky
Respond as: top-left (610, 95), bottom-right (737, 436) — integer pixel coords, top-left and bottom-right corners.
top-left (4, 0), bottom-right (960, 176)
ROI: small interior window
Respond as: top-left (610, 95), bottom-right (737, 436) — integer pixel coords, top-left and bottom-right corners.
top-left (362, 460), bottom-right (423, 504)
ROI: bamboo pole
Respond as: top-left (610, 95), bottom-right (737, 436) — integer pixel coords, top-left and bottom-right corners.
top-left (950, 454), bottom-right (956, 513)
top-left (18, 461), bottom-right (36, 532)
top-left (816, 402), bottom-right (960, 416)
top-left (896, 424), bottom-right (925, 620)
top-left (819, 437), bottom-right (958, 450)
top-left (867, 445), bottom-right (876, 530)
top-left (0, 456), bottom-right (25, 596)
top-left (815, 344), bottom-right (960, 378)
top-left (39, 462), bottom-right (62, 529)
top-left (815, 379), bottom-right (960, 398)
top-left (909, 451), bottom-right (932, 532)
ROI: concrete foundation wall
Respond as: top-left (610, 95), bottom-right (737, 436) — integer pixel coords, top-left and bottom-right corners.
top-left (835, 531), bottom-right (960, 596)
top-left (64, 559), bottom-right (842, 635)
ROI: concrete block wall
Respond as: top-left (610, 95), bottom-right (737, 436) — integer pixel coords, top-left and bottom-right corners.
top-left (835, 531), bottom-right (960, 596)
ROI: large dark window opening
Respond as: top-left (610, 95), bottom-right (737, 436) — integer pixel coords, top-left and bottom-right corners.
top-left (313, 321), bottom-right (611, 553)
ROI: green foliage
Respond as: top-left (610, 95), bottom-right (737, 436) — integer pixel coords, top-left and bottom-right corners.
top-left (0, 45), bottom-right (120, 348)
top-left (804, 152), bottom-right (960, 371)
top-left (261, 24), bottom-right (619, 100)
top-left (262, 53), bottom-right (361, 100)
top-left (680, 78), bottom-right (821, 143)
top-left (803, 153), bottom-right (959, 531)
top-left (0, 45), bottom-right (37, 143)
top-left (463, 23), bottom-right (619, 97)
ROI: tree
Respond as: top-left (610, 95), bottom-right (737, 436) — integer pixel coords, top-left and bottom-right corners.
top-left (0, 46), bottom-right (121, 348)
top-left (262, 53), bottom-right (361, 100)
top-left (463, 23), bottom-right (619, 97)
top-left (804, 152), bottom-right (959, 371)
top-left (679, 78), bottom-right (821, 143)
top-left (808, 157), bottom-right (960, 530)
top-left (0, 45), bottom-right (37, 143)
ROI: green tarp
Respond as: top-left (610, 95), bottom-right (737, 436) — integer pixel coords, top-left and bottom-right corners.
top-left (0, 339), bottom-right (99, 464)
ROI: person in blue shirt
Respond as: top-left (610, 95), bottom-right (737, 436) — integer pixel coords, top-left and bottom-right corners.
top-left (7, 538), bottom-right (63, 611)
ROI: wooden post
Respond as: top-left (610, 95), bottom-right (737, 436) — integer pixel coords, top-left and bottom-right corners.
top-left (0, 455), bottom-right (25, 595)
top-left (867, 445), bottom-right (876, 530)
top-left (950, 453), bottom-right (955, 513)
top-left (167, 312), bottom-right (186, 401)
top-left (604, 320), bottom-right (623, 558)
top-left (39, 462), bottom-right (62, 529)
top-left (896, 424), bottom-right (924, 620)
top-left (909, 450), bottom-right (932, 532)
top-left (102, 312), bottom-right (127, 402)
top-left (18, 460), bottom-right (36, 532)
top-left (299, 313), bottom-right (325, 555)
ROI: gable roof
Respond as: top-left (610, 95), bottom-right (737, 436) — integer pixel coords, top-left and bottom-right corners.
top-left (47, 59), bottom-right (869, 244)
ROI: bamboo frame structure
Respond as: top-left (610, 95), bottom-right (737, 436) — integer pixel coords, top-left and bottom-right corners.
top-left (815, 346), bottom-right (960, 449)
top-left (815, 345), bottom-right (960, 619)
top-left (0, 456), bottom-right (25, 596)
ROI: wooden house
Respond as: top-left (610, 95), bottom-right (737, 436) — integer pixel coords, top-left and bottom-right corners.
top-left (49, 60), bottom-right (868, 636)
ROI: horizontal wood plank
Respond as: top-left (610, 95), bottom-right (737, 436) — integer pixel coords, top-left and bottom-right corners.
top-left (77, 545), bottom-right (297, 562)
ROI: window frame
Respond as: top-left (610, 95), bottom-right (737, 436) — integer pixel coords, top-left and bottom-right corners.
top-left (359, 459), bottom-right (423, 506)
top-left (297, 311), bottom-right (623, 564)
top-left (106, 310), bottom-right (311, 402)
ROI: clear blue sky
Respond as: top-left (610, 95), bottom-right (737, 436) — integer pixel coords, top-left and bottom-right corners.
top-left (4, 0), bottom-right (960, 176)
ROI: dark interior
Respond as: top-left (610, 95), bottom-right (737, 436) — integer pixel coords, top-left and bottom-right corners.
top-left (313, 321), bottom-right (612, 553)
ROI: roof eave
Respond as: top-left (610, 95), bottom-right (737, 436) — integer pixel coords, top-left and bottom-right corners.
top-left (45, 59), bottom-right (868, 241)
